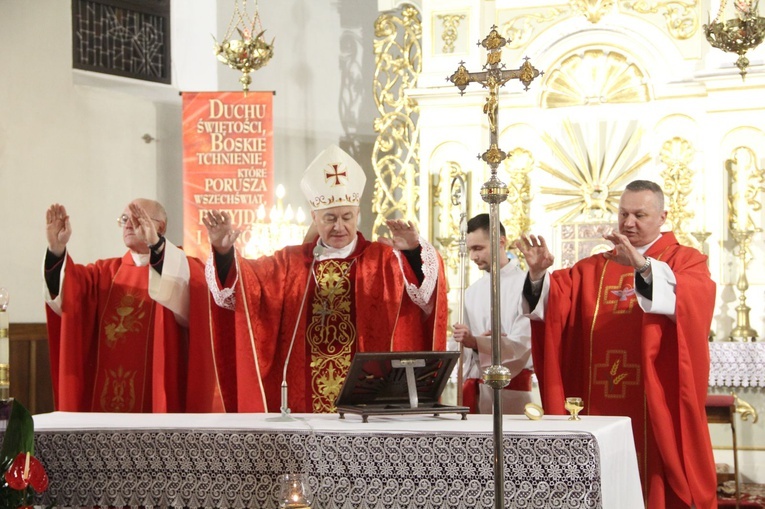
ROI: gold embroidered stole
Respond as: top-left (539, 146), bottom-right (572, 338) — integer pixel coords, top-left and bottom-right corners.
top-left (586, 260), bottom-right (647, 479)
top-left (93, 262), bottom-right (154, 412)
top-left (305, 259), bottom-right (356, 412)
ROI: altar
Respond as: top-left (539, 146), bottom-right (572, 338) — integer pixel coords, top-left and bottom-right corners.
top-left (31, 412), bottom-right (642, 509)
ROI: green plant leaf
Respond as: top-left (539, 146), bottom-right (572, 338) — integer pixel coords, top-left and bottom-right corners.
top-left (0, 399), bottom-right (34, 473)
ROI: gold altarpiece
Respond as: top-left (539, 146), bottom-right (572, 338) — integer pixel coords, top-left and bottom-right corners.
top-left (374, 0), bottom-right (765, 482)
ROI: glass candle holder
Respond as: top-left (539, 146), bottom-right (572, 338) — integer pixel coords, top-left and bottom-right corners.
top-left (278, 473), bottom-right (313, 509)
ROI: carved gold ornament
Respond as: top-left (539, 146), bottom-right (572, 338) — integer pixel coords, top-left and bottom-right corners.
top-left (622, 0), bottom-right (699, 39)
top-left (436, 14), bottom-right (466, 53)
top-left (502, 147), bottom-right (534, 243)
top-left (539, 120), bottom-right (649, 225)
top-left (659, 137), bottom-right (696, 246)
top-left (571, 0), bottom-right (616, 23)
top-left (541, 50), bottom-right (650, 108)
top-left (500, 8), bottom-right (565, 50)
top-left (372, 5), bottom-right (422, 239)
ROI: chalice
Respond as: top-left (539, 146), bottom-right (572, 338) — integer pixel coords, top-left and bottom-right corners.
top-left (564, 397), bottom-right (584, 421)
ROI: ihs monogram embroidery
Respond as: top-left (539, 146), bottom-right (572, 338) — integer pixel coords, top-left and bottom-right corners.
top-left (307, 259), bottom-right (356, 412)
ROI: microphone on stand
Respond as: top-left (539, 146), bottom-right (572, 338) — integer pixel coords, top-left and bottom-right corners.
top-left (278, 243), bottom-right (324, 419)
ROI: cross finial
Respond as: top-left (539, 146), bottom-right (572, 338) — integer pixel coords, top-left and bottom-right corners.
top-left (447, 28), bottom-right (541, 174)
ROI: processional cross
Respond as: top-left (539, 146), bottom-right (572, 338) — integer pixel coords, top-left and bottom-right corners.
top-left (447, 26), bottom-right (540, 509)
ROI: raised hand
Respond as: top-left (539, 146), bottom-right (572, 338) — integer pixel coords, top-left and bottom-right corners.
top-left (602, 229), bottom-right (647, 271)
top-left (46, 204), bottom-right (72, 257)
top-left (128, 202), bottom-right (160, 247)
top-left (202, 210), bottom-right (240, 254)
top-left (379, 219), bottom-right (420, 250)
top-left (515, 234), bottom-right (554, 281)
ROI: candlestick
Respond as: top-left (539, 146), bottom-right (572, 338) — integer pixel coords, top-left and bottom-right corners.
top-left (691, 231), bottom-right (712, 257)
top-left (729, 230), bottom-right (758, 341)
top-left (0, 287), bottom-right (9, 399)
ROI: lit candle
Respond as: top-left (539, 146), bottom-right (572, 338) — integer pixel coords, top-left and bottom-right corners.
top-left (695, 192), bottom-right (706, 231)
top-left (270, 205), bottom-right (281, 222)
top-left (284, 204), bottom-right (294, 222)
top-left (0, 288), bottom-right (9, 367)
top-left (737, 159), bottom-right (748, 231)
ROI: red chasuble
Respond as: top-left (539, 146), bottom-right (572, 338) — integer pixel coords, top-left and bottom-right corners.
top-left (532, 232), bottom-right (717, 508)
top-left (208, 233), bottom-right (448, 413)
top-left (183, 256), bottom-right (227, 412)
top-left (46, 252), bottom-right (212, 412)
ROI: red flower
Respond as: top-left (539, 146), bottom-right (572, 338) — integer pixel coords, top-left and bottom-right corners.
top-left (4, 452), bottom-right (48, 493)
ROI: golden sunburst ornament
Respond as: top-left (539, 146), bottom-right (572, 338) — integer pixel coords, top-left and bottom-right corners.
top-left (538, 120), bottom-right (650, 225)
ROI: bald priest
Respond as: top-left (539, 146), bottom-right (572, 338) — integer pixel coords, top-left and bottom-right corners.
top-left (202, 144), bottom-right (448, 413)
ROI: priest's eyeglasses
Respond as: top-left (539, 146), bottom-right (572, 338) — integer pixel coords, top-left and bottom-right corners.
top-left (117, 214), bottom-right (162, 228)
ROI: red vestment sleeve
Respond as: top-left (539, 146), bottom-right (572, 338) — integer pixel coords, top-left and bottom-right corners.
top-left (45, 255), bottom-right (111, 411)
top-left (184, 256), bottom-right (226, 412)
top-left (641, 243), bottom-right (717, 508)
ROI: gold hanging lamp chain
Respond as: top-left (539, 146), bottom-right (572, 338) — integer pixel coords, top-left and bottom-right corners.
top-left (214, 0), bottom-right (274, 93)
top-left (714, 0), bottom-right (727, 22)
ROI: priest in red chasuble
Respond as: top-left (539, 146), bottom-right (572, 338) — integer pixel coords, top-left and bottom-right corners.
top-left (517, 180), bottom-right (717, 509)
top-left (44, 200), bottom-right (221, 413)
top-left (203, 144), bottom-right (448, 413)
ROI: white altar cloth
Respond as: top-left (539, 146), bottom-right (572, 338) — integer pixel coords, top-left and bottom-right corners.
top-left (32, 412), bottom-right (643, 508)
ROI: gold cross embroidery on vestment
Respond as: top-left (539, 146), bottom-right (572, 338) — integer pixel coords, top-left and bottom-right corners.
top-left (593, 350), bottom-right (641, 399)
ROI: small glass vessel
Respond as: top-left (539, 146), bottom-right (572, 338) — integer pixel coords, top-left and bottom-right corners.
top-left (564, 397), bottom-right (584, 421)
top-left (278, 473), bottom-right (313, 509)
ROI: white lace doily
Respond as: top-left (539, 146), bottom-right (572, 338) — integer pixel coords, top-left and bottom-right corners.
top-left (708, 342), bottom-right (765, 388)
top-left (34, 429), bottom-right (602, 508)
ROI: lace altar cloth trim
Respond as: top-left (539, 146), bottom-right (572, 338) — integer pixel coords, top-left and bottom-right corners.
top-left (34, 429), bottom-right (602, 509)
top-left (709, 342), bottom-right (765, 388)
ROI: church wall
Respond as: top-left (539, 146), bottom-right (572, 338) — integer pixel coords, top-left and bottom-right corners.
top-left (0, 0), bottom-right (160, 323)
top-left (0, 0), bottom-right (380, 324)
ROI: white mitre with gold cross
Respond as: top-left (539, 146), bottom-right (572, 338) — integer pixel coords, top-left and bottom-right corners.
top-left (300, 144), bottom-right (366, 211)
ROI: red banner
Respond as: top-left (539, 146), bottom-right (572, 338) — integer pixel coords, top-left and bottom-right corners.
top-left (181, 91), bottom-right (274, 259)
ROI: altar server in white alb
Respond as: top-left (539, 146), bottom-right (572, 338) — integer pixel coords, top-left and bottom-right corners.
top-left (452, 214), bottom-right (534, 414)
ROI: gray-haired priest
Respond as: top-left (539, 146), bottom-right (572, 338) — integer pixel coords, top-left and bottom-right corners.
top-left (203, 144), bottom-right (448, 413)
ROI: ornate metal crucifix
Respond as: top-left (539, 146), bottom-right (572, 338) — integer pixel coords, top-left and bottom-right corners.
top-left (449, 26), bottom-right (540, 173)
top-left (447, 26), bottom-right (541, 509)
